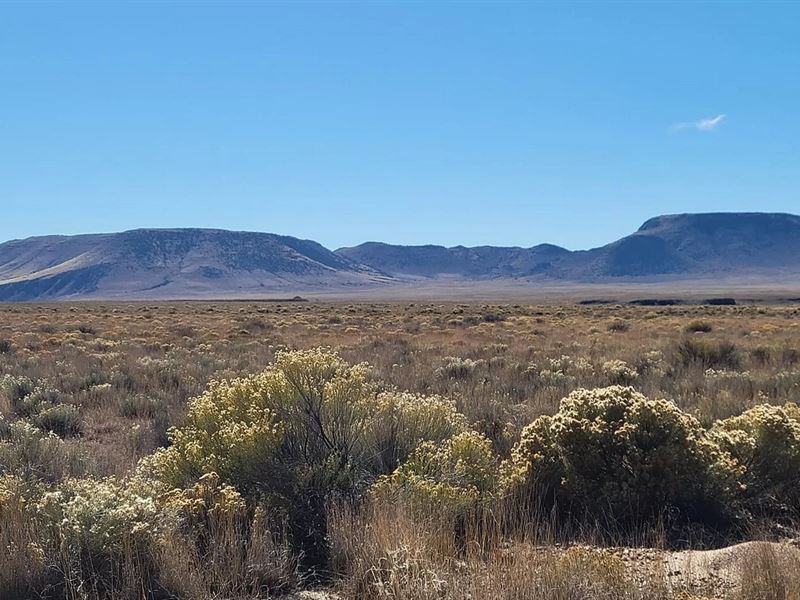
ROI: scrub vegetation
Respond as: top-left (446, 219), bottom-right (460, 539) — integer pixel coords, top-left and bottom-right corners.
top-left (1, 301), bottom-right (799, 599)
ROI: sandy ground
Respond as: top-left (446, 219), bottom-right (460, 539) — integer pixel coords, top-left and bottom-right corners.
top-left (285, 541), bottom-right (800, 599)
top-left (615, 540), bottom-right (800, 597)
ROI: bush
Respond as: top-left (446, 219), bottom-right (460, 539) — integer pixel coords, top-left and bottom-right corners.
top-left (159, 472), bottom-right (298, 597)
top-left (503, 386), bottom-right (736, 530)
top-left (366, 391), bottom-right (468, 474)
top-left (144, 349), bottom-right (375, 495)
top-left (711, 403), bottom-right (800, 514)
top-left (120, 394), bottom-right (162, 419)
top-left (0, 476), bottom-right (169, 600)
top-left (0, 376), bottom-right (70, 425)
top-left (31, 403), bottom-right (82, 437)
top-left (436, 356), bottom-right (485, 380)
top-left (750, 345), bottom-right (772, 366)
top-left (143, 348), bottom-right (464, 573)
top-left (602, 360), bottom-right (638, 385)
top-left (674, 338), bottom-right (740, 370)
top-left (607, 320), bottom-right (630, 333)
top-left (0, 416), bottom-right (85, 481)
top-left (685, 320), bottom-right (713, 333)
top-left (0, 375), bottom-right (36, 413)
top-left (48, 477), bottom-right (164, 556)
top-left (371, 431), bottom-right (498, 518)
top-left (0, 471), bottom-right (296, 600)
top-left (482, 312), bottom-right (505, 323)
top-left (20, 386), bottom-right (65, 418)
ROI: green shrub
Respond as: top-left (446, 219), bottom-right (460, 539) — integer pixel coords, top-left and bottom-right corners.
top-left (21, 387), bottom-right (65, 418)
top-left (0, 375), bottom-right (36, 413)
top-left (119, 394), bottom-right (162, 419)
top-left (711, 403), bottom-right (800, 514)
top-left (685, 320), bottom-right (713, 333)
top-left (31, 403), bottom-right (82, 437)
top-left (607, 320), bottom-right (630, 333)
top-left (0, 416), bottom-right (86, 481)
top-left (503, 386), bottom-right (736, 529)
top-left (0, 376), bottom-right (70, 426)
top-left (674, 338), bottom-right (740, 370)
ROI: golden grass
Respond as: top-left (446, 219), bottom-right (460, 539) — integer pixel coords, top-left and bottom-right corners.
top-left (2, 301), bottom-right (800, 472)
top-left (1, 301), bottom-right (800, 599)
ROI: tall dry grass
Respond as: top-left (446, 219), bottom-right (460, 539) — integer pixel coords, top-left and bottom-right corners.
top-left (330, 498), bottom-right (680, 600)
top-left (735, 543), bottom-right (800, 600)
top-left (0, 493), bottom-right (297, 600)
top-left (2, 301), bottom-right (800, 599)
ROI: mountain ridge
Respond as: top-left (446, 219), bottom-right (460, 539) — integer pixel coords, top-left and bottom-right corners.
top-left (0, 228), bottom-right (389, 301)
top-left (2, 212), bottom-right (799, 300)
top-left (338, 212), bottom-right (800, 281)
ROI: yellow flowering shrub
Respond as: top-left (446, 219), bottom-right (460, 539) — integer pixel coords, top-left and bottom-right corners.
top-left (711, 403), bottom-right (800, 512)
top-left (142, 349), bottom-right (474, 499)
top-left (142, 348), bottom-right (378, 496)
top-left (503, 386), bottom-right (735, 526)
top-left (11, 476), bottom-right (169, 599)
top-left (372, 431), bottom-right (498, 517)
top-left (501, 414), bottom-right (562, 505)
top-left (143, 348), bottom-right (466, 571)
top-left (41, 477), bottom-right (164, 555)
top-left (1, 470), bottom-right (294, 598)
top-left (161, 471), bottom-right (248, 542)
top-left (785, 402), bottom-right (800, 422)
top-left (366, 391), bottom-right (468, 473)
top-left (601, 359), bottom-right (638, 385)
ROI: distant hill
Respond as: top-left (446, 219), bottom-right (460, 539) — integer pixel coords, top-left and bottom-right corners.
top-left (334, 242), bottom-right (570, 278)
top-left (2, 213), bottom-right (799, 300)
top-left (338, 213), bottom-right (800, 281)
top-left (0, 229), bottom-right (387, 301)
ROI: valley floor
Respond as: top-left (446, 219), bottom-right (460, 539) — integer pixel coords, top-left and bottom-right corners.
top-left (1, 300), bottom-right (799, 599)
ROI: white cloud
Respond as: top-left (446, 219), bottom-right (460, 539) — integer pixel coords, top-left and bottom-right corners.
top-left (671, 114), bottom-right (726, 132)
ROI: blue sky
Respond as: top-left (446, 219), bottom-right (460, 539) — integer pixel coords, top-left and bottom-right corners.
top-left (1, 1), bottom-right (798, 250)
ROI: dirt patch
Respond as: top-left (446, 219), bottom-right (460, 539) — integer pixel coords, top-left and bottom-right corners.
top-left (610, 541), bottom-right (800, 597)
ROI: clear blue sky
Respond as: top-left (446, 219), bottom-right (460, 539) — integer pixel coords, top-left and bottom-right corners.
top-left (1, 1), bottom-right (798, 250)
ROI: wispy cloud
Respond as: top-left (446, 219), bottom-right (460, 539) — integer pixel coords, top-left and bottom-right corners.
top-left (671, 114), bottom-right (726, 133)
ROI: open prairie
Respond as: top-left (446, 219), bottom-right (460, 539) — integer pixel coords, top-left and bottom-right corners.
top-left (1, 300), bottom-right (799, 599)
top-left (6, 0), bottom-right (800, 597)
